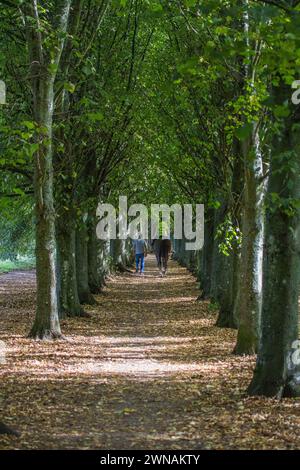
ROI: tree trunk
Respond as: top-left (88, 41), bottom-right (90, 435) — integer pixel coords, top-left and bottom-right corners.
top-left (196, 249), bottom-right (202, 282)
top-left (215, 252), bottom-right (237, 328)
top-left (88, 214), bottom-right (102, 294)
top-left (230, 140), bottom-right (244, 329)
top-left (209, 199), bottom-right (237, 329)
top-left (111, 238), bottom-right (127, 271)
top-left (248, 85), bottom-right (300, 398)
top-left (210, 202), bottom-right (227, 302)
top-left (198, 210), bottom-right (214, 300)
top-left (57, 213), bottom-right (85, 317)
top-left (216, 139), bottom-right (243, 329)
top-left (234, 127), bottom-right (266, 354)
top-left (231, 243), bottom-right (241, 328)
top-left (29, 77), bottom-right (62, 339)
top-left (76, 223), bottom-right (97, 305)
top-left (26, 0), bottom-right (72, 339)
top-left (98, 239), bottom-right (111, 285)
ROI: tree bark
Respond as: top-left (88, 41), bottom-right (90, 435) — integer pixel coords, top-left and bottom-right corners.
top-left (215, 252), bottom-right (237, 328)
top-left (98, 239), bottom-right (111, 285)
top-left (88, 213), bottom-right (103, 294)
top-left (198, 210), bottom-right (214, 300)
top-left (76, 223), bottom-right (97, 305)
top-left (234, 126), bottom-right (266, 354)
top-left (111, 238), bottom-right (127, 271)
top-left (209, 199), bottom-right (237, 329)
top-left (248, 85), bottom-right (300, 398)
top-left (30, 99), bottom-right (62, 339)
top-left (25, 0), bottom-right (72, 339)
top-left (57, 212), bottom-right (85, 317)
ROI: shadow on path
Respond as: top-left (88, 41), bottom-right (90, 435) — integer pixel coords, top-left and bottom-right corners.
top-left (0, 256), bottom-right (299, 450)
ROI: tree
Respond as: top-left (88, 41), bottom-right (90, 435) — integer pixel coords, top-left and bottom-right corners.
top-left (23, 0), bottom-right (73, 339)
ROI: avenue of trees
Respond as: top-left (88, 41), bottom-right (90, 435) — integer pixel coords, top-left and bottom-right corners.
top-left (0, 0), bottom-right (300, 399)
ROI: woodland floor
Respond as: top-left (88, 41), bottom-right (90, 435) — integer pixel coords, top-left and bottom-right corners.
top-left (0, 256), bottom-right (300, 450)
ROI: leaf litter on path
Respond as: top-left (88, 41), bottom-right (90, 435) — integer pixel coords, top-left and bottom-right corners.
top-left (0, 256), bottom-right (299, 450)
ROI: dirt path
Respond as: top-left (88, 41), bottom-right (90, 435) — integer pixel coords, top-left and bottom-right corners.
top-left (0, 256), bottom-right (300, 450)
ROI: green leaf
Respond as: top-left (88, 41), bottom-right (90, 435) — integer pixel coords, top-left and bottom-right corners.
top-left (274, 105), bottom-right (290, 118)
top-left (28, 143), bottom-right (39, 157)
top-left (21, 121), bottom-right (35, 130)
top-left (184, 0), bottom-right (197, 6)
top-left (13, 188), bottom-right (25, 196)
top-left (48, 63), bottom-right (58, 74)
top-left (150, 3), bottom-right (163, 12)
top-left (235, 123), bottom-right (253, 141)
top-left (87, 112), bottom-right (104, 122)
top-left (63, 82), bottom-right (76, 93)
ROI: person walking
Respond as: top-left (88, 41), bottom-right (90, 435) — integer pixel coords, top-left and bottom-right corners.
top-left (132, 233), bottom-right (147, 275)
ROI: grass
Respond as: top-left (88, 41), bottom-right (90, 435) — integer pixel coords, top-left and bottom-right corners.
top-left (0, 257), bottom-right (35, 274)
